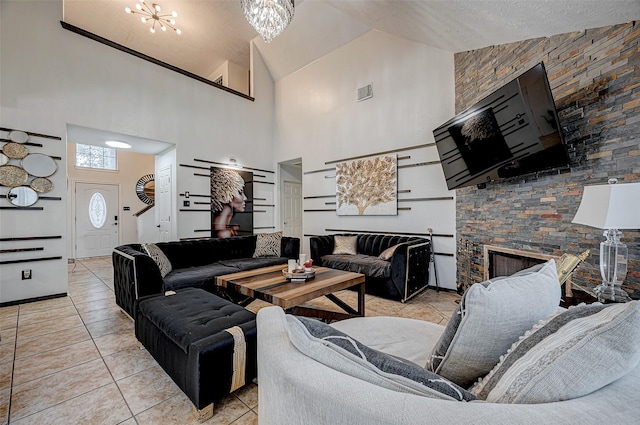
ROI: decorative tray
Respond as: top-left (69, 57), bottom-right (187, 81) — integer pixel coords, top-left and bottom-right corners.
top-left (282, 268), bottom-right (316, 281)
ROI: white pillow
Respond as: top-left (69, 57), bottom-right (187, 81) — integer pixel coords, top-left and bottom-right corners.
top-left (427, 260), bottom-right (561, 388)
top-left (471, 301), bottom-right (640, 403)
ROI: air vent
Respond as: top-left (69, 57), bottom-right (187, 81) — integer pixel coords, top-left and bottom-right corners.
top-left (357, 83), bottom-right (373, 102)
top-left (213, 75), bottom-right (223, 85)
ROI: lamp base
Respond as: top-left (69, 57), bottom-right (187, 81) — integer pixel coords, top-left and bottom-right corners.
top-left (594, 282), bottom-right (631, 303)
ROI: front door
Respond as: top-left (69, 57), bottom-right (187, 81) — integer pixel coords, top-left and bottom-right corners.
top-left (75, 182), bottom-right (119, 258)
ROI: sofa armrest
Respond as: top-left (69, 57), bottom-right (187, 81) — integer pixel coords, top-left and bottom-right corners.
top-left (310, 235), bottom-right (335, 263)
top-left (390, 241), bottom-right (431, 302)
top-left (281, 237), bottom-right (300, 259)
top-left (113, 245), bottom-right (164, 318)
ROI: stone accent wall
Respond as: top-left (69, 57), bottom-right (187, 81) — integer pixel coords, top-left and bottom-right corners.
top-left (454, 22), bottom-right (640, 298)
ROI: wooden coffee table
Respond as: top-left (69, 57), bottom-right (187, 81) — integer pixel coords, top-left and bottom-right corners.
top-left (215, 265), bottom-right (365, 321)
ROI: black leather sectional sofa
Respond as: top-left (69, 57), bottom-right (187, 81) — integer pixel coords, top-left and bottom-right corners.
top-left (112, 235), bottom-right (300, 318)
top-left (310, 233), bottom-right (431, 302)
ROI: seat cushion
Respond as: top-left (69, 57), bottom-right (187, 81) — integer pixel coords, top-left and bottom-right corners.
top-left (162, 263), bottom-right (240, 291)
top-left (219, 257), bottom-right (288, 271)
top-left (137, 287), bottom-right (255, 353)
top-left (321, 254), bottom-right (390, 279)
top-left (289, 315), bottom-right (476, 402)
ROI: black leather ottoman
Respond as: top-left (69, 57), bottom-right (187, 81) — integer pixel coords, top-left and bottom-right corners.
top-left (135, 287), bottom-right (257, 422)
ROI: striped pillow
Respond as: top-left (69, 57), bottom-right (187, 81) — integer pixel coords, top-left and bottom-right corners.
top-left (253, 231), bottom-right (282, 258)
top-left (141, 243), bottom-right (172, 278)
top-left (470, 301), bottom-right (640, 404)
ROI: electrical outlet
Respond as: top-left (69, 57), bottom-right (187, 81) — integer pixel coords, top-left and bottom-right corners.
top-left (22, 269), bottom-right (32, 280)
top-left (183, 200), bottom-right (190, 207)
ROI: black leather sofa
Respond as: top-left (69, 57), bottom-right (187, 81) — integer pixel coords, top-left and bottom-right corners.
top-left (113, 235), bottom-right (300, 318)
top-left (310, 233), bottom-right (430, 302)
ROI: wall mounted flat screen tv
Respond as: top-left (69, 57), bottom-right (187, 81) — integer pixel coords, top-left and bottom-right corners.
top-left (433, 62), bottom-right (569, 190)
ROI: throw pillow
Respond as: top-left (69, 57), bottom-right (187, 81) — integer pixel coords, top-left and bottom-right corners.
top-left (427, 260), bottom-right (561, 388)
top-left (378, 244), bottom-right (400, 261)
top-left (470, 301), bottom-right (640, 403)
top-left (288, 315), bottom-right (476, 402)
top-left (332, 235), bottom-right (358, 255)
top-left (141, 243), bottom-right (172, 278)
top-left (253, 231), bottom-right (282, 258)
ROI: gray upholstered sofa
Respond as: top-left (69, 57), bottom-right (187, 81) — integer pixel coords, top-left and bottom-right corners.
top-left (257, 260), bottom-right (640, 424)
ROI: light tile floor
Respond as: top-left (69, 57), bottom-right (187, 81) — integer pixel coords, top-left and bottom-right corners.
top-left (0, 257), bottom-right (460, 424)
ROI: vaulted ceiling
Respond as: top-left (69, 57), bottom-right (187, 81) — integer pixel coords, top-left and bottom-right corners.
top-left (64, 0), bottom-right (640, 83)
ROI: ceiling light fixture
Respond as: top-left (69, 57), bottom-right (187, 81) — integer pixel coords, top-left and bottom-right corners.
top-left (125, 0), bottom-right (181, 35)
top-left (240, 0), bottom-right (294, 43)
top-left (105, 141), bottom-right (132, 149)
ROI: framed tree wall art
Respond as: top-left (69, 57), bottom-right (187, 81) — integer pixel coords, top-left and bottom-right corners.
top-left (336, 154), bottom-right (398, 216)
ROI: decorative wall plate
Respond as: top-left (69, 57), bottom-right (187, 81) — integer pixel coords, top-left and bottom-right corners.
top-left (0, 165), bottom-right (29, 187)
top-left (2, 142), bottom-right (29, 159)
top-left (22, 153), bottom-right (57, 177)
top-left (0, 153), bottom-right (8, 166)
top-left (8, 130), bottom-right (29, 143)
top-left (30, 177), bottom-right (54, 193)
top-left (8, 186), bottom-right (38, 207)
top-left (136, 174), bottom-right (155, 205)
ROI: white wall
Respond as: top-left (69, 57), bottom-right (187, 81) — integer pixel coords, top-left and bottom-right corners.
top-left (273, 30), bottom-right (458, 289)
top-left (0, 0), bottom-right (275, 302)
top-left (66, 144), bottom-right (155, 257)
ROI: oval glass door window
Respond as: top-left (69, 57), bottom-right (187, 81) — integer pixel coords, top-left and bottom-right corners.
top-left (89, 192), bottom-right (107, 229)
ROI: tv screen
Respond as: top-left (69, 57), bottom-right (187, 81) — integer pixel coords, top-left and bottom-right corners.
top-left (433, 62), bottom-right (569, 190)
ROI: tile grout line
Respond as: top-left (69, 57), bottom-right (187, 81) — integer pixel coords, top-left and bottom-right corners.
top-left (69, 259), bottom-right (138, 424)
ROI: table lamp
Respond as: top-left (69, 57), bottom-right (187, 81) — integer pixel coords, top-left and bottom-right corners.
top-left (572, 179), bottom-right (640, 302)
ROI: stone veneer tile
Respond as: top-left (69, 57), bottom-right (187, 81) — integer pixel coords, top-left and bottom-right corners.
top-left (10, 358), bottom-right (113, 421)
top-left (12, 340), bottom-right (100, 386)
top-left (15, 325), bottom-right (90, 359)
top-left (116, 363), bottom-right (181, 415)
top-left (0, 388), bottom-right (9, 425)
top-left (9, 383), bottom-right (132, 425)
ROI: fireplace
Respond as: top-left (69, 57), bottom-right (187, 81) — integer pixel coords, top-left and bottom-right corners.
top-left (483, 245), bottom-right (572, 299)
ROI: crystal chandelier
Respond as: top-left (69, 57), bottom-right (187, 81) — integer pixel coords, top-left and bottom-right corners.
top-left (241, 0), bottom-right (295, 43)
top-left (125, 0), bottom-right (181, 35)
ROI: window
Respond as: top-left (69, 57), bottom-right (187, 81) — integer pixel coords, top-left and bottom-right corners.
top-left (88, 192), bottom-right (107, 229)
top-left (75, 144), bottom-right (117, 170)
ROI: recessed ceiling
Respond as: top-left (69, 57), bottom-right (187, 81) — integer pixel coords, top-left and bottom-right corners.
top-left (63, 0), bottom-right (640, 83)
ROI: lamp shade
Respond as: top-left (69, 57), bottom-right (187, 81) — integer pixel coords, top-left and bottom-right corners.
top-left (572, 181), bottom-right (640, 229)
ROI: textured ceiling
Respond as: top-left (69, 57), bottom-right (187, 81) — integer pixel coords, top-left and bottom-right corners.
top-left (64, 0), bottom-right (640, 83)
top-left (62, 0), bottom-right (639, 152)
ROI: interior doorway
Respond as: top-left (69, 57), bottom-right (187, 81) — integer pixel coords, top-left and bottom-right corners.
top-left (279, 159), bottom-right (303, 242)
top-left (75, 182), bottom-right (119, 258)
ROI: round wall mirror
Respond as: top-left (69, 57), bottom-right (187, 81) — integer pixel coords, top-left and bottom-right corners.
top-left (8, 186), bottom-right (38, 207)
top-left (22, 153), bottom-right (57, 177)
top-left (136, 174), bottom-right (155, 205)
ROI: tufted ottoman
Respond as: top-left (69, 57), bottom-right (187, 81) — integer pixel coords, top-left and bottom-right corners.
top-left (135, 287), bottom-right (257, 422)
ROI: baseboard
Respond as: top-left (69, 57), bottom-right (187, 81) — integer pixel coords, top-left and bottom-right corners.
top-left (0, 292), bottom-right (67, 308)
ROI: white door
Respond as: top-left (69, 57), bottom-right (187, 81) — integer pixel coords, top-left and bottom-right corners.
top-left (283, 181), bottom-right (302, 240)
top-left (157, 165), bottom-right (172, 242)
top-left (76, 183), bottom-right (119, 258)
